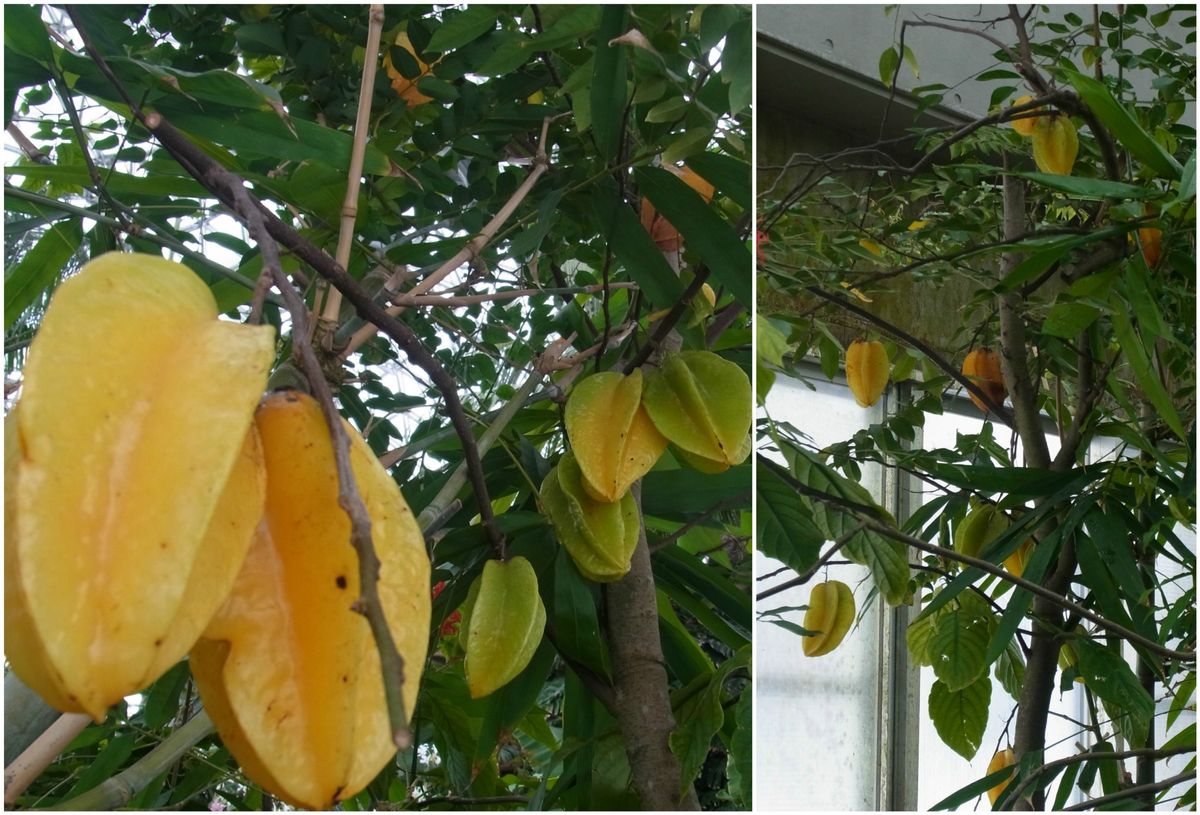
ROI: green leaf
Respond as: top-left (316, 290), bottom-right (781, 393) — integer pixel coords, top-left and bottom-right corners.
top-left (426, 6), bottom-right (499, 52)
top-left (4, 218), bottom-right (83, 329)
top-left (685, 152), bottom-right (751, 212)
top-left (1013, 171), bottom-right (1160, 199)
top-left (726, 685), bottom-right (751, 808)
top-left (1075, 640), bottom-right (1154, 747)
top-left (642, 462), bottom-right (747, 515)
top-left (928, 676), bottom-right (991, 760)
top-left (142, 660), bottom-right (190, 730)
top-left (590, 181), bottom-right (685, 310)
top-left (1041, 302), bottom-right (1100, 338)
top-left (633, 165), bottom-right (744, 306)
top-left (930, 608), bottom-right (991, 691)
top-left (669, 648), bottom-right (748, 795)
top-left (5, 5), bottom-right (54, 66)
top-left (1111, 305), bottom-right (1187, 442)
top-left (756, 317), bottom-right (789, 402)
top-left (590, 6), bottom-right (629, 159)
top-left (656, 588), bottom-right (713, 684)
top-left (66, 731), bottom-right (137, 797)
top-left (652, 545), bottom-right (750, 632)
top-left (720, 18), bottom-right (751, 115)
top-left (776, 450), bottom-right (909, 605)
top-left (994, 637), bottom-right (1026, 702)
top-left (878, 46), bottom-right (899, 86)
top-left (645, 95), bottom-right (689, 123)
top-left (906, 606), bottom-right (942, 667)
top-left (661, 125), bottom-right (715, 165)
top-left (755, 458), bottom-right (825, 575)
top-left (1065, 70), bottom-right (1183, 179)
top-left (473, 639), bottom-right (555, 767)
top-left (552, 548), bottom-right (612, 679)
top-left (526, 6), bottom-right (601, 50)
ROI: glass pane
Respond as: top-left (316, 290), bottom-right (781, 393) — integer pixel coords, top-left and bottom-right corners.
top-left (757, 373), bottom-right (884, 809)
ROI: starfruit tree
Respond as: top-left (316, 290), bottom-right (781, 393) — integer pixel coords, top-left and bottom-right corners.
top-left (4, 4), bottom-right (752, 810)
top-left (757, 6), bottom-right (1194, 811)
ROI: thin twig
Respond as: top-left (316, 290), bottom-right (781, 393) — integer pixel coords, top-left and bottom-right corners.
top-left (759, 456), bottom-right (1196, 664)
top-left (755, 522), bottom-right (867, 601)
top-left (649, 492), bottom-right (750, 554)
top-left (340, 117), bottom-right (557, 358)
top-left (1001, 745), bottom-right (1194, 809)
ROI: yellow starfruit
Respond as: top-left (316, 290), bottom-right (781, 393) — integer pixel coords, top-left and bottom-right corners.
top-left (464, 557), bottom-right (546, 699)
top-left (803, 580), bottom-right (855, 657)
top-left (190, 390), bottom-right (430, 810)
top-left (5, 252), bottom-right (274, 721)
top-left (987, 748), bottom-right (1017, 805)
top-left (845, 339), bottom-right (889, 408)
top-left (565, 369), bottom-right (667, 503)
top-left (384, 31), bottom-right (436, 107)
top-left (1031, 114), bottom-right (1078, 175)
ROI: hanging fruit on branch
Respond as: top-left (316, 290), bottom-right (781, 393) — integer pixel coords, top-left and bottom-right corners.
top-left (5, 252), bottom-right (274, 721)
top-left (1031, 114), bottom-right (1078, 175)
top-left (962, 347), bottom-right (1007, 413)
top-left (565, 369), bottom-right (667, 503)
top-left (464, 557), bottom-right (547, 699)
top-left (190, 390), bottom-right (430, 811)
top-left (845, 339), bottom-right (890, 408)
top-left (802, 580), bottom-right (855, 657)
top-left (641, 351), bottom-right (752, 473)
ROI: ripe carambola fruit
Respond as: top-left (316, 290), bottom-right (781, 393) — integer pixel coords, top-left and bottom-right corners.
top-left (641, 351), bottom-right (752, 473)
top-left (987, 748), bottom-right (1017, 805)
top-left (1031, 114), bottom-right (1078, 175)
top-left (565, 369), bottom-right (667, 503)
top-left (1139, 227), bottom-right (1163, 268)
top-left (962, 347), bottom-right (1006, 413)
top-left (802, 580), bottom-right (855, 657)
top-left (4, 252), bottom-right (273, 721)
top-left (1005, 538), bottom-right (1034, 577)
top-left (540, 451), bottom-right (640, 581)
top-left (464, 557), bottom-right (546, 699)
top-left (384, 31), bottom-right (435, 107)
top-left (845, 339), bottom-right (889, 407)
top-left (639, 164), bottom-right (716, 252)
top-left (1009, 95), bottom-right (1042, 137)
top-left (190, 391), bottom-right (431, 811)
top-left (954, 503), bottom-right (1010, 559)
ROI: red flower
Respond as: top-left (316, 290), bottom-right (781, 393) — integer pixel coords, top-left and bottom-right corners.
top-left (441, 610), bottom-right (462, 637)
top-left (756, 230), bottom-right (769, 265)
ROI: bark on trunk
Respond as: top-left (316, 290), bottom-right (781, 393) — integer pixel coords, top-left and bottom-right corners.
top-left (605, 485), bottom-right (699, 810)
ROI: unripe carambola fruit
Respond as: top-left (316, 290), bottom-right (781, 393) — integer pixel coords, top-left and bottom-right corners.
top-left (5, 252), bottom-right (273, 721)
top-left (954, 503), bottom-right (1010, 559)
top-left (962, 347), bottom-right (1006, 413)
top-left (565, 369), bottom-right (667, 503)
top-left (987, 748), bottom-right (1017, 806)
top-left (803, 580), bottom-right (855, 657)
top-left (190, 391), bottom-right (430, 811)
top-left (1058, 626), bottom-right (1087, 684)
top-left (540, 451), bottom-right (640, 581)
top-left (845, 339), bottom-right (890, 407)
top-left (1009, 95), bottom-right (1042, 137)
top-left (1031, 114), bottom-right (1079, 175)
top-left (464, 557), bottom-right (546, 699)
top-left (641, 351), bottom-right (752, 473)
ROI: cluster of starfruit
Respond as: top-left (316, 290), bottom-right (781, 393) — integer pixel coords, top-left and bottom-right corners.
top-left (6, 253), bottom-right (431, 810)
top-left (540, 351), bottom-right (751, 582)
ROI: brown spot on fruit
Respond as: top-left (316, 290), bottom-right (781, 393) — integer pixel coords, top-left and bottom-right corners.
top-left (336, 575), bottom-right (347, 589)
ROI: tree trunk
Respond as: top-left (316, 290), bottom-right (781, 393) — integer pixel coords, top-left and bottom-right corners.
top-left (605, 485), bottom-right (699, 810)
